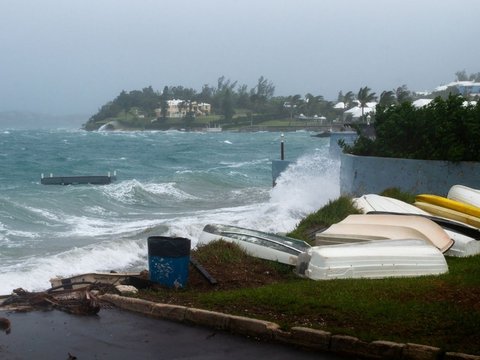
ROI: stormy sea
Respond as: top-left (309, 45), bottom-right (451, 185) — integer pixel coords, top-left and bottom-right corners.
top-left (0, 129), bottom-right (340, 294)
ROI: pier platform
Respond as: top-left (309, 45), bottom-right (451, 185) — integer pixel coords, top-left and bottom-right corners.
top-left (41, 172), bottom-right (116, 185)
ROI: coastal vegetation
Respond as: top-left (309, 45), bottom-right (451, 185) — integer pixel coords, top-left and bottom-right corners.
top-left (341, 94), bottom-right (480, 161)
top-left (136, 193), bottom-right (480, 356)
top-left (83, 76), bottom-right (340, 131)
top-left (82, 70), bottom-right (478, 131)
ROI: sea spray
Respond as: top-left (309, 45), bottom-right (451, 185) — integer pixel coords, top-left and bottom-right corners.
top-left (0, 129), bottom-right (333, 294)
top-left (0, 240), bottom-right (146, 293)
top-left (253, 150), bottom-right (340, 233)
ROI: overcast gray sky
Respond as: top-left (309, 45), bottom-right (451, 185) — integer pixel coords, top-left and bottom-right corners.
top-left (1, 0), bottom-right (479, 116)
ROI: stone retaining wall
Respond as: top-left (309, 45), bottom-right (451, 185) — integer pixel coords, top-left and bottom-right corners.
top-left (340, 153), bottom-right (480, 197)
top-left (100, 294), bottom-right (479, 360)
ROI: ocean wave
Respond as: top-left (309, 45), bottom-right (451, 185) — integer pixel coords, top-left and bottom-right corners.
top-left (0, 129), bottom-right (334, 295)
top-left (62, 215), bottom-right (164, 238)
top-left (219, 158), bottom-right (270, 169)
top-left (102, 179), bottom-right (198, 204)
top-left (0, 239), bottom-right (147, 294)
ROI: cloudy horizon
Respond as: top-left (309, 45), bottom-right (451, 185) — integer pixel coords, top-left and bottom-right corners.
top-left (1, 0), bottom-right (479, 117)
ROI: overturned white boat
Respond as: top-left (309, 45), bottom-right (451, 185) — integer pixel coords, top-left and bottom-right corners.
top-left (199, 224), bottom-right (311, 265)
top-left (353, 194), bottom-right (480, 257)
top-left (296, 239), bottom-right (448, 280)
top-left (331, 214), bottom-right (454, 252)
top-left (448, 184), bottom-right (480, 208)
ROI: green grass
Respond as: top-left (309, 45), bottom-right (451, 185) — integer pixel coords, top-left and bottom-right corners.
top-left (136, 195), bottom-right (480, 355)
top-left (380, 187), bottom-right (417, 204)
top-left (287, 196), bottom-right (362, 242)
top-left (158, 255), bottom-right (480, 355)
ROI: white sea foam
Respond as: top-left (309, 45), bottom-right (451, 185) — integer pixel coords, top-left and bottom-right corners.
top-left (0, 240), bottom-right (146, 294)
top-left (25, 205), bottom-right (63, 222)
top-left (0, 130), bottom-right (334, 294)
top-left (219, 158), bottom-right (270, 168)
top-left (62, 215), bottom-right (162, 238)
top-left (174, 151), bottom-right (340, 240)
top-left (102, 179), bottom-right (197, 204)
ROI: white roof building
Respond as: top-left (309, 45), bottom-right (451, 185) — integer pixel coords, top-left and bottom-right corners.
top-left (412, 99), bottom-right (433, 108)
top-left (344, 104), bottom-right (376, 119)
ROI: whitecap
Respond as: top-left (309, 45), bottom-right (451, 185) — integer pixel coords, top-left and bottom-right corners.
top-left (0, 240), bottom-right (147, 294)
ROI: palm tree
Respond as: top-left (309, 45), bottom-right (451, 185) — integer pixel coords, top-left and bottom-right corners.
top-left (304, 93), bottom-right (324, 117)
top-left (343, 91), bottom-right (355, 109)
top-left (357, 86), bottom-right (377, 122)
top-left (285, 94), bottom-right (302, 121)
top-left (396, 85), bottom-right (412, 104)
top-left (379, 90), bottom-right (396, 107)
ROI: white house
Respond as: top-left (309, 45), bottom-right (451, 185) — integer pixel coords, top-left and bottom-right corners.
top-left (154, 100), bottom-right (211, 118)
top-left (344, 102), bottom-right (377, 120)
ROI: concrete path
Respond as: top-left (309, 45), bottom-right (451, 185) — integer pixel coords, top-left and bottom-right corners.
top-left (0, 308), bottom-right (342, 359)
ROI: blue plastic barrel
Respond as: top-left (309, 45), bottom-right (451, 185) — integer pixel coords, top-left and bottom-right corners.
top-left (148, 236), bottom-right (191, 288)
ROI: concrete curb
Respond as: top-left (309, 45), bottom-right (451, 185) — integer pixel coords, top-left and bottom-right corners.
top-left (100, 294), bottom-right (480, 360)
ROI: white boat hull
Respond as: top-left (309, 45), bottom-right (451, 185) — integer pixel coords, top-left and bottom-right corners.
top-left (337, 214), bottom-right (454, 252)
top-left (199, 224), bottom-right (310, 266)
top-left (448, 184), bottom-right (480, 208)
top-left (297, 240), bottom-right (448, 280)
top-left (353, 194), bottom-right (480, 257)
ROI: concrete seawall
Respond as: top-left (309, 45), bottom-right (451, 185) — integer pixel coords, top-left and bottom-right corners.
top-left (340, 153), bottom-right (480, 197)
top-left (329, 132), bottom-right (357, 159)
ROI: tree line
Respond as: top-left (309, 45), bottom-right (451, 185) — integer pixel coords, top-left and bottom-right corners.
top-left (341, 94), bottom-right (480, 161)
top-left (83, 70), bottom-right (480, 130)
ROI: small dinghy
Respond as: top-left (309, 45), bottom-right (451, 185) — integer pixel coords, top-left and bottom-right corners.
top-left (353, 194), bottom-right (426, 215)
top-left (296, 239), bottom-right (448, 280)
top-left (199, 224), bottom-right (311, 265)
top-left (448, 184), bottom-right (480, 208)
top-left (416, 193), bottom-right (480, 218)
top-left (335, 214), bottom-right (454, 252)
top-left (414, 201), bottom-right (480, 229)
top-left (353, 194), bottom-right (480, 257)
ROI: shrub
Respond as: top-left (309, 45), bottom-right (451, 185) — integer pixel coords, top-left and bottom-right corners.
top-left (342, 95), bottom-right (480, 161)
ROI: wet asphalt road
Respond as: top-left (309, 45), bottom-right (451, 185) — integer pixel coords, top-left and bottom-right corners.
top-left (0, 307), bottom-right (344, 359)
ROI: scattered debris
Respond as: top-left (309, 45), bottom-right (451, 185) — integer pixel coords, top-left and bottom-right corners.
top-left (1, 287), bottom-right (100, 315)
top-left (190, 257), bottom-right (217, 285)
top-left (115, 285), bottom-right (138, 295)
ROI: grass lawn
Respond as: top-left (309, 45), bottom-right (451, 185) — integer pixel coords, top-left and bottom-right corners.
top-left (135, 195), bottom-right (480, 356)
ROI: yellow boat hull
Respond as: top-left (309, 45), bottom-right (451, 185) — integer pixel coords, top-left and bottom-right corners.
top-left (414, 201), bottom-right (480, 228)
top-left (415, 194), bottom-right (480, 218)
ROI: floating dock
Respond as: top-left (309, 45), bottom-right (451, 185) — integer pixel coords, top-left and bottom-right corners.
top-left (41, 171), bottom-right (117, 185)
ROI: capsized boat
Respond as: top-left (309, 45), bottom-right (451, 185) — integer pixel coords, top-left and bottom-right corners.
top-left (366, 211), bottom-right (480, 240)
top-left (199, 224), bottom-right (311, 265)
top-left (353, 194), bottom-right (480, 257)
top-left (353, 194), bottom-right (427, 215)
top-left (416, 193), bottom-right (480, 218)
top-left (448, 184), bottom-right (480, 208)
top-left (315, 223), bottom-right (425, 243)
top-left (336, 214), bottom-right (454, 252)
top-left (296, 239), bottom-right (448, 280)
top-left (414, 201), bottom-right (480, 229)
top-left (315, 222), bottom-right (452, 252)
